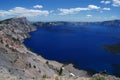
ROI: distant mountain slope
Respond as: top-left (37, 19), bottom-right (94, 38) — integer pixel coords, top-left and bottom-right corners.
top-left (100, 20), bottom-right (120, 27)
top-left (33, 20), bottom-right (120, 27)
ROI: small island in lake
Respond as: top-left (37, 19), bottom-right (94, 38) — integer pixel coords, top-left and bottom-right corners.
top-left (105, 43), bottom-right (120, 55)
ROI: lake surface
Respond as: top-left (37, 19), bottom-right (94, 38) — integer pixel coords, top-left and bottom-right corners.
top-left (24, 25), bottom-right (120, 77)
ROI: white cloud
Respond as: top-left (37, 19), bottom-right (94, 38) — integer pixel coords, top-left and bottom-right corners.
top-left (100, 0), bottom-right (111, 4)
top-left (0, 7), bottom-right (49, 18)
top-left (58, 5), bottom-right (100, 15)
top-left (112, 0), bottom-right (120, 6)
top-left (33, 5), bottom-right (43, 9)
top-left (101, 0), bottom-right (120, 7)
top-left (88, 5), bottom-right (100, 9)
top-left (86, 15), bottom-right (92, 17)
top-left (103, 7), bottom-right (111, 10)
top-left (58, 8), bottom-right (88, 15)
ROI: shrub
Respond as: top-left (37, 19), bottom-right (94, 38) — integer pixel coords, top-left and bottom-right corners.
top-left (42, 74), bottom-right (47, 78)
top-left (59, 67), bottom-right (63, 76)
top-left (91, 77), bottom-right (105, 80)
top-left (55, 76), bottom-right (59, 80)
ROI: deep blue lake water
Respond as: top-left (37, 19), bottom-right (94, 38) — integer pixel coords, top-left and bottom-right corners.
top-left (24, 25), bottom-right (120, 77)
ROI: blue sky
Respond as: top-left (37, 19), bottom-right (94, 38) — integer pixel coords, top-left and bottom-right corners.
top-left (0, 0), bottom-right (120, 22)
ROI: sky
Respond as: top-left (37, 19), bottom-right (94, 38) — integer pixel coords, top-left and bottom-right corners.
top-left (0, 0), bottom-right (120, 22)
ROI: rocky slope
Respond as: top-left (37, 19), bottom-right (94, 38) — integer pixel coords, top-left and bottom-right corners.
top-left (0, 17), bottom-right (89, 80)
top-left (0, 17), bottom-right (120, 80)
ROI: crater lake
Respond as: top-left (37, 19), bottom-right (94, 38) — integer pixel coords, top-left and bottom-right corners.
top-left (24, 25), bottom-right (120, 77)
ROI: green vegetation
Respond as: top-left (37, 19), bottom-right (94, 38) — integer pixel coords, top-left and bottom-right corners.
top-left (46, 61), bottom-right (49, 64)
top-left (42, 74), bottom-right (47, 78)
top-left (33, 65), bottom-right (36, 68)
top-left (58, 67), bottom-right (63, 76)
top-left (91, 77), bottom-right (105, 80)
top-left (55, 76), bottom-right (60, 80)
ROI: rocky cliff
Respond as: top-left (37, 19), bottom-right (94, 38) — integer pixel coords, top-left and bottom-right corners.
top-left (0, 17), bottom-right (90, 80)
top-left (0, 17), bottom-right (120, 80)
